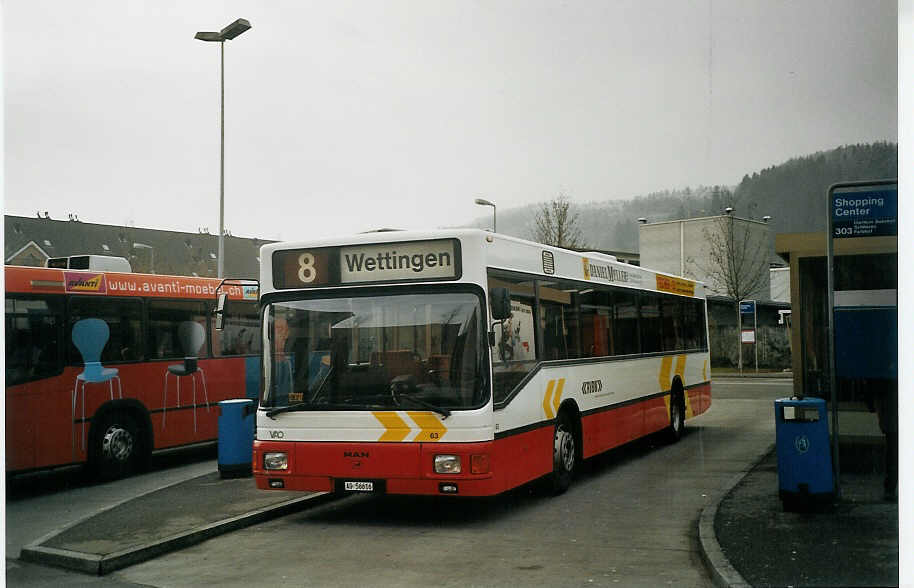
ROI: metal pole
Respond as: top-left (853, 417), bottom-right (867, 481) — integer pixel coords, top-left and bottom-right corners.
top-left (826, 187), bottom-right (840, 497)
top-left (738, 302), bottom-right (743, 376)
top-left (218, 40), bottom-right (225, 278)
top-left (680, 220), bottom-right (684, 276)
top-left (754, 301), bottom-right (758, 373)
top-left (493, 207), bottom-right (496, 234)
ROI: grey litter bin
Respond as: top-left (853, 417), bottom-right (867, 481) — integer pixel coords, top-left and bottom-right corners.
top-left (218, 398), bottom-right (255, 478)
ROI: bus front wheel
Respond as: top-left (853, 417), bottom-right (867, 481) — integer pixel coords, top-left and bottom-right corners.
top-left (551, 412), bottom-right (576, 494)
top-left (89, 410), bottom-right (142, 480)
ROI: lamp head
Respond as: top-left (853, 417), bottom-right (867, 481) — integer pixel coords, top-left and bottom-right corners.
top-left (221, 18), bottom-right (252, 40)
top-left (194, 31), bottom-right (223, 42)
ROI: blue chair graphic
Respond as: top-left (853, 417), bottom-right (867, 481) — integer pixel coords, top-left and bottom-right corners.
top-left (72, 318), bottom-right (122, 453)
top-left (162, 321), bottom-right (210, 432)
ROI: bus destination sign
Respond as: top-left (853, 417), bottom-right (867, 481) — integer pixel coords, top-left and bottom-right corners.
top-left (273, 239), bottom-right (460, 289)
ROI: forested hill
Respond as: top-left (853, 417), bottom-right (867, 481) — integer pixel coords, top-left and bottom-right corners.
top-left (472, 142), bottom-right (897, 252)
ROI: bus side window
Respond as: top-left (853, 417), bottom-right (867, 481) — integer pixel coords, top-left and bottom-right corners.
top-left (147, 300), bottom-right (209, 360)
top-left (67, 298), bottom-right (143, 363)
top-left (639, 293), bottom-right (662, 354)
top-left (5, 296), bottom-right (64, 385)
top-left (212, 300), bottom-right (261, 357)
top-left (487, 271), bottom-right (538, 404)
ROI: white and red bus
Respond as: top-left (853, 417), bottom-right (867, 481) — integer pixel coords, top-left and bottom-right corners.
top-left (251, 229), bottom-right (710, 496)
top-left (5, 264), bottom-right (260, 479)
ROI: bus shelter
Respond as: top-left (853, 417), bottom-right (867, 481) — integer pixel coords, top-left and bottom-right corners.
top-left (775, 229), bottom-right (897, 469)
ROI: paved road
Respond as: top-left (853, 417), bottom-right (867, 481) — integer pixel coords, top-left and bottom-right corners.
top-left (104, 378), bottom-right (788, 588)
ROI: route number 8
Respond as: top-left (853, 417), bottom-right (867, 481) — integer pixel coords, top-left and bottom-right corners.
top-left (298, 252), bottom-right (317, 283)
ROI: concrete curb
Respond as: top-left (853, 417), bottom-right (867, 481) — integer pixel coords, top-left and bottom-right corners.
top-left (20, 491), bottom-right (336, 575)
top-left (697, 444), bottom-right (774, 588)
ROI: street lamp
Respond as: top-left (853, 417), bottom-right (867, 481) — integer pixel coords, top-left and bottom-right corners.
top-left (474, 198), bottom-right (496, 232)
top-left (133, 243), bottom-right (155, 274)
top-left (195, 18), bottom-right (252, 278)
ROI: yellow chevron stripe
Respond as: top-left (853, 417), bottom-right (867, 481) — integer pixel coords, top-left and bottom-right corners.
top-left (658, 355), bottom-right (673, 392)
top-left (408, 412), bottom-right (447, 442)
top-left (552, 378), bottom-right (565, 415)
top-left (543, 379), bottom-right (556, 419)
top-left (674, 354), bottom-right (687, 381)
top-left (373, 411), bottom-right (410, 442)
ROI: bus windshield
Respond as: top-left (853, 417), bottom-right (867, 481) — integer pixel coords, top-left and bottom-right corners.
top-left (263, 291), bottom-right (487, 412)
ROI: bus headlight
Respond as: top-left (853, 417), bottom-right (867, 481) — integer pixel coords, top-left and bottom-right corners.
top-left (434, 454), bottom-right (461, 474)
top-left (264, 452), bottom-right (288, 470)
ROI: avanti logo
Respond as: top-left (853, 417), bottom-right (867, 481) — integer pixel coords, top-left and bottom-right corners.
top-left (64, 272), bottom-right (106, 294)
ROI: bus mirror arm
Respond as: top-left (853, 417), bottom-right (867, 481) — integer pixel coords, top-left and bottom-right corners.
top-left (214, 293), bottom-right (227, 330)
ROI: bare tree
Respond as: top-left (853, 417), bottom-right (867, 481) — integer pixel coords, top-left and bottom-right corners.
top-left (530, 195), bottom-right (583, 249)
top-left (692, 214), bottom-right (770, 371)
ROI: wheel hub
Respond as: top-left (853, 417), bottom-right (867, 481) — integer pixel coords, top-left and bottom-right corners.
top-left (555, 426), bottom-right (575, 471)
top-left (102, 425), bottom-right (134, 462)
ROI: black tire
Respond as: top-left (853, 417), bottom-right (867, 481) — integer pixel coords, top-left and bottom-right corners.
top-left (88, 409), bottom-right (143, 481)
top-left (667, 388), bottom-right (685, 443)
top-left (551, 411), bottom-right (577, 494)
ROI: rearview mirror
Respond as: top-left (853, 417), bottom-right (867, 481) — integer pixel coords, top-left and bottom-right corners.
top-left (489, 287), bottom-right (512, 321)
top-left (214, 293), bottom-right (227, 330)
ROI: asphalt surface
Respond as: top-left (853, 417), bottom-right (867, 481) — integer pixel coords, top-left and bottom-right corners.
top-left (18, 471), bottom-right (331, 575)
top-left (12, 375), bottom-right (899, 587)
top-left (707, 447), bottom-right (898, 587)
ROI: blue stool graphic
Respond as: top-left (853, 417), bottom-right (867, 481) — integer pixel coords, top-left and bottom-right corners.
top-left (72, 318), bottom-right (122, 453)
top-left (162, 321), bottom-right (210, 432)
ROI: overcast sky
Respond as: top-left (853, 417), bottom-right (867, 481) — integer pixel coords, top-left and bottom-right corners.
top-left (2, 1), bottom-right (898, 241)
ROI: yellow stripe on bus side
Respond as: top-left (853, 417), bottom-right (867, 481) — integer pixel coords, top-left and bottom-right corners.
top-left (658, 356), bottom-right (673, 393)
top-left (542, 378), bottom-right (565, 419)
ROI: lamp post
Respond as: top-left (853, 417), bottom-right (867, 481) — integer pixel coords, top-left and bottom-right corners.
top-left (133, 242), bottom-right (155, 274)
top-left (195, 18), bottom-right (252, 278)
top-left (474, 198), bottom-right (496, 233)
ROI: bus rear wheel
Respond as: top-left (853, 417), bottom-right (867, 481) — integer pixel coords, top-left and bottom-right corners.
top-left (89, 410), bottom-right (142, 480)
top-left (667, 389), bottom-right (686, 443)
top-left (551, 412), bottom-right (576, 494)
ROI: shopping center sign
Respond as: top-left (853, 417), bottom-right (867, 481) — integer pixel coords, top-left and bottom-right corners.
top-left (829, 182), bottom-right (897, 238)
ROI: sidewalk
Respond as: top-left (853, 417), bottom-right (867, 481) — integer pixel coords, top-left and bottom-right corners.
top-left (701, 447), bottom-right (898, 587)
top-left (19, 472), bottom-right (333, 575)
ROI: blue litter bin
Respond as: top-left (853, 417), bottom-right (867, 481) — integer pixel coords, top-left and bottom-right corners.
top-left (218, 399), bottom-right (255, 478)
top-left (774, 397), bottom-right (834, 511)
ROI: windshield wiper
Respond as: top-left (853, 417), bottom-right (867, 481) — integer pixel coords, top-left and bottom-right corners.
top-left (394, 392), bottom-right (451, 419)
top-left (265, 401), bottom-right (380, 419)
top-left (265, 402), bottom-right (312, 419)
